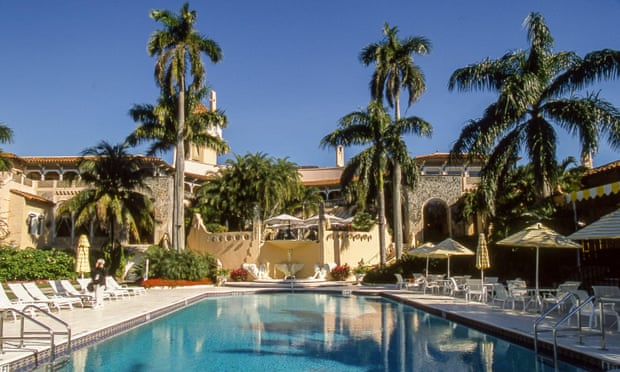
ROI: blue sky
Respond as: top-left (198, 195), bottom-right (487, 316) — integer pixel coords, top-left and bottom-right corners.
top-left (0, 0), bottom-right (619, 167)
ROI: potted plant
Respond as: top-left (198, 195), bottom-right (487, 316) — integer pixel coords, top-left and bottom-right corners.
top-left (353, 264), bottom-right (369, 285)
top-left (216, 269), bottom-right (230, 286)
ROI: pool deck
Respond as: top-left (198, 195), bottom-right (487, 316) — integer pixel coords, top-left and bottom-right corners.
top-left (1, 283), bottom-right (619, 371)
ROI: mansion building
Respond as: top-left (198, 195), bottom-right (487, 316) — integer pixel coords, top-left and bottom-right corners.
top-left (0, 145), bottom-right (485, 251)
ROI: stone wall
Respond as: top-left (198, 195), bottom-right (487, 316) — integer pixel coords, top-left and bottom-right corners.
top-left (406, 175), bottom-right (468, 246)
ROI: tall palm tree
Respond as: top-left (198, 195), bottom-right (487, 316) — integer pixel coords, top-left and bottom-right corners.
top-left (127, 87), bottom-right (229, 159)
top-left (148, 3), bottom-right (222, 251)
top-left (449, 12), bottom-right (620, 205)
top-left (321, 101), bottom-right (431, 265)
top-left (0, 123), bottom-right (14, 171)
top-left (360, 22), bottom-right (432, 259)
top-left (58, 141), bottom-right (153, 273)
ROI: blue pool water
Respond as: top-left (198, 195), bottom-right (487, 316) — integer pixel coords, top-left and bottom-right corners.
top-left (63, 293), bottom-right (585, 371)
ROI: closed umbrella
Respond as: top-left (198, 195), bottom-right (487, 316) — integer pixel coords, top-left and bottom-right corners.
top-left (496, 223), bottom-right (581, 311)
top-left (475, 233), bottom-right (491, 283)
top-left (75, 234), bottom-right (91, 279)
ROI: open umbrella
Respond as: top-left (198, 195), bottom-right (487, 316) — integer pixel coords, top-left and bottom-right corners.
top-left (568, 208), bottom-right (620, 240)
top-left (496, 223), bottom-right (581, 310)
top-left (408, 242), bottom-right (436, 276)
top-left (265, 213), bottom-right (303, 225)
top-left (408, 238), bottom-right (474, 277)
top-left (432, 238), bottom-right (475, 277)
top-left (75, 234), bottom-right (91, 279)
top-left (475, 233), bottom-right (490, 283)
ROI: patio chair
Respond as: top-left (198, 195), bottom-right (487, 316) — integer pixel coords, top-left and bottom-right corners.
top-left (422, 276), bottom-right (441, 294)
top-left (394, 273), bottom-right (416, 290)
top-left (22, 282), bottom-right (83, 310)
top-left (507, 280), bottom-right (531, 310)
top-left (542, 281), bottom-right (581, 313)
top-left (591, 286), bottom-right (620, 331)
top-left (465, 279), bottom-right (485, 302)
top-left (0, 283), bottom-right (47, 320)
top-left (448, 277), bottom-right (467, 297)
top-left (106, 276), bottom-right (146, 296)
top-left (491, 283), bottom-right (515, 309)
top-left (568, 289), bottom-right (620, 331)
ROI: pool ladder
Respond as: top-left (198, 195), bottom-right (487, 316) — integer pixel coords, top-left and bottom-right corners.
top-left (0, 305), bottom-right (71, 369)
top-left (533, 292), bottom-right (594, 369)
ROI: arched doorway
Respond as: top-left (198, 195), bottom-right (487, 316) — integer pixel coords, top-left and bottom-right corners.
top-left (423, 199), bottom-right (449, 243)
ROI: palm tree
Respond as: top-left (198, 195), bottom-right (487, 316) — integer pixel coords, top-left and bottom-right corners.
top-left (0, 123), bottom-right (14, 171)
top-left (449, 12), bottom-right (620, 205)
top-left (360, 22), bottom-right (432, 259)
top-left (148, 3), bottom-right (222, 251)
top-left (195, 153), bottom-right (307, 230)
top-left (58, 141), bottom-right (153, 274)
top-left (127, 87), bottom-right (229, 159)
top-left (321, 101), bottom-right (431, 265)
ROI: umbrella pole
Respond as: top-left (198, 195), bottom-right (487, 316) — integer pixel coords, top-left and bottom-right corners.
top-left (425, 257), bottom-right (429, 277)
top-left (447, 256), bottom-right (451, 278)
top-left (480, 269), bottom-right (484, 284)
top-left (535, 247), bottom-right (541, 310)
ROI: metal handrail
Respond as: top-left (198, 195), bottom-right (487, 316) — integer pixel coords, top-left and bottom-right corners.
top-left (551, 295), bottom-right (594, 366)
top-left (533, 292), bottom-right (574, 352)
top-left (0, 305), bottom-right (72, 366)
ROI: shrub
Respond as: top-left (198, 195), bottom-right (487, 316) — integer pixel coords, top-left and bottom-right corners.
top-left (0, 246), bottom-right (75, 281)
top-left (331, 263), bottom-right (350, 281)
top-left (230, 268), bottom-right (248, 281)
top-left (144, 245), bottom-right (212, 281)
top-left (351, 212), bottom-right (375, 231)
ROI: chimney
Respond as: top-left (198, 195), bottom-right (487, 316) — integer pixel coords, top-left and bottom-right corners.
top-left (209, 90), bottom-right (217, 111)
top-left (336, 145), bottom-right (344, 167)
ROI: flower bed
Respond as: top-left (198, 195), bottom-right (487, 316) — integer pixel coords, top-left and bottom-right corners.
top-left (141, 278), bottom-right (213, 288)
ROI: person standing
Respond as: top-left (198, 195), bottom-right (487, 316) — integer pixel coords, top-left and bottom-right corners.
top-left (91, 258), bottom-right (107, 309)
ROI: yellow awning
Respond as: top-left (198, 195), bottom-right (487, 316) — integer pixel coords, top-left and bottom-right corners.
top-left (565, 181), bottom-right (620, 203)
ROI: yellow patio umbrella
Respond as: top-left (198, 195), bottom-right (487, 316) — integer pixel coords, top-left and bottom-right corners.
top-left (496, 223), bottom-right (581, 310)
top-left (475, 233), bottom-right (491, 283)
top-left (408, 238), bottom-right (474, 277)
top-left (432, 238), bottom-right (475, 277)
top-left (408, 242), bottom-right (436, 276)
top-left (75, 234), bottom-right (91, 279)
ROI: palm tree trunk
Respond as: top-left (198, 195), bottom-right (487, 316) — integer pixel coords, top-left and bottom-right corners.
top-left (173, 78), bottom-right (186, 252)
top-left (393, 96), bottom-right (403, 259)
top-left (378, 171), bottom-right (387, 266)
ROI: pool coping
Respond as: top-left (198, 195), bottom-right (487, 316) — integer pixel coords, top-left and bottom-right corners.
top-left (4, 286), bottom-right (619, 371)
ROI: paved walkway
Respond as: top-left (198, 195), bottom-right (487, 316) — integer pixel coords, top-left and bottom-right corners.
top-left (0, 284), bottom-right (618, 371)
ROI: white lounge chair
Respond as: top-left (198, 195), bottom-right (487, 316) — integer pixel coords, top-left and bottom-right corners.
top-left (106, 276), bottom-right (146, 296)
top-left (48, 280), bottom-right (98, 306)
top-left (0, 283), bottom-right (46, 320)
top-left (77, 278), bottom-right (127, 300)
top-left (7, 282), bottom-right (56, 311)
top-left (22, 282), bottom-right (83, 310)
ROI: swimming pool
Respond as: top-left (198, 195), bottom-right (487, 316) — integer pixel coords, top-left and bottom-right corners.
top-left (62, 293), bottom-right (585, 371)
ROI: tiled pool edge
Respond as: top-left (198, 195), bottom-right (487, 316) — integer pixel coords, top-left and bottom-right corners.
top-left (381, 292), bottom-right (618, 372)
top-left (5, 287), bottom-right (618, 371)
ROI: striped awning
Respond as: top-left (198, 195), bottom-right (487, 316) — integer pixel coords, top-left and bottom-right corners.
top-left (568, 209), bottom-right (620, 240)
top-left (565, 181), bottom-right (620, 203)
